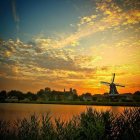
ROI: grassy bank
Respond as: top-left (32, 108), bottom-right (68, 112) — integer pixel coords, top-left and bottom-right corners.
top-left (1, 100), bottom-right (140, 106)
top-left (0, 108), bottom-right (140, 140)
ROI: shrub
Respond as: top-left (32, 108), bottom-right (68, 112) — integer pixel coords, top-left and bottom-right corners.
top-left (0, 108), bottom-right (139, 140)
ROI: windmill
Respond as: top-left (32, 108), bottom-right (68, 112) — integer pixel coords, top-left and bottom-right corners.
top-left (101, 73), bottom-right (125, 95)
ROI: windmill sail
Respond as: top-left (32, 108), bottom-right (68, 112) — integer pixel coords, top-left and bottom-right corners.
top-left (100, 81), bottom-right (110, 85)
top-left (115, 83), bottom-right (125, 87)
top-left (100, 73), bottom-right (125, 95)
top-left (111, 73), bottom-right (115, 83)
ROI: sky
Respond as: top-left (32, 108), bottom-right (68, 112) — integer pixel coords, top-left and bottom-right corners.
top-left (0, 0), bottom-right (140, 94)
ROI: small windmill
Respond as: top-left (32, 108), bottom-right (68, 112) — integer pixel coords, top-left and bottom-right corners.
top-left (101, 73), bottom-right (125, 95)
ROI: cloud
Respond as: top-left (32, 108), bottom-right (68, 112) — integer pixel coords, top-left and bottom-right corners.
top-left (12, 0), bottom-right (20, 32)
top-left (1, 0), bottom-right (140, 93)
top-left (31, 0), bottom-right (139, 50)
top-left (0, 39), bottom-right (96, 82)
top-left (1, 29), bottom-right (139, 84)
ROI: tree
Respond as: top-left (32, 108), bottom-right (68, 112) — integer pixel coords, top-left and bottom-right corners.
top-left (134, 91), bottom-right (140, 96)
top-left (26, 92), bottom-right (37, 101)
top-left (45, 87), bottom-right (51, 93)
top-left (8, 90), bottom-right (25, 100)
top-left (37, 89), bottom-right (45, 96)
top-left (0, 90), bottom-right (7, 102)
top-left (133, 91), bottom-right (140, 102)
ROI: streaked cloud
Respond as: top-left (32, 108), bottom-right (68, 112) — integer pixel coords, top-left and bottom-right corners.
top-left (0, 0), bottom-right (140, 93)
top-left (12, 0), bottom-right (20, 32)
top-left (32, 0), bottom-right (139, 51)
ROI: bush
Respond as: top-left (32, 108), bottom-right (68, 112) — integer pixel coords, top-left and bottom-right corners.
top-left (0, 108), bottom-right (140, 140)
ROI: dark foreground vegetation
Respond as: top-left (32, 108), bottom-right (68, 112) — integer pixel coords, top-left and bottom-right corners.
top-left (0, 108), bottom-right (140, 140)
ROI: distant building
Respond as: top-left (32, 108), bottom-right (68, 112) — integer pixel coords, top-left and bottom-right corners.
top-left (63, 88), bottom-right (77, 100)
top-left (119, 93), bottom-right (133, 101)
top-left (72, 89), bottom-right (77, 95)
top-left (82, 93), bottom-right (92, 101)
top-left (70, 88), bottom-right (73, 93)
top-left (5, 96), bottom-right (18, 102)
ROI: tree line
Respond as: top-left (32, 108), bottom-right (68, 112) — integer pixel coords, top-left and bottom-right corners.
top-left (0, 87), bottom-right (140, 102)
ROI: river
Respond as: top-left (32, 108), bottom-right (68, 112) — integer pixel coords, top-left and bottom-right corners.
top-left (0, 103), bottom-right (134, 122)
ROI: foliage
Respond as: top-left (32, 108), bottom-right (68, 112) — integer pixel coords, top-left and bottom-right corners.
top-left (0, 90), bottom-right (7, 102)
top-left (0, 108), bottom-right (140, 140)
top-left (0, 88), bottom-right (140, 103)
top-left (133, 91), bottom-right (140, 102)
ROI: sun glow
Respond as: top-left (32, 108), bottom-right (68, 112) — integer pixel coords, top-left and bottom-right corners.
top-left (0, 0), bottom-right (140, 94)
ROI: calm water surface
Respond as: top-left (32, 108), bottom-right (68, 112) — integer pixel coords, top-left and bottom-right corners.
top-left (0, 103), bottom-right (133, 122)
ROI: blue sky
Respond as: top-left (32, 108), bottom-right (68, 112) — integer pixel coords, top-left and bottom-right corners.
top-left (0, 0), bottom-right (140, 94)
top-left (0, 0), bottom-right (94, 42)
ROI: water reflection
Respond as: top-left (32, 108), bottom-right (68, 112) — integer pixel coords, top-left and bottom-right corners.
top-left (0, 103), bottom-right (131, 122)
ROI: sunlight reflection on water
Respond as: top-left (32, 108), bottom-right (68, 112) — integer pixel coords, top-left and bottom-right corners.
top-left (0, 103), bottom-right (132, 122)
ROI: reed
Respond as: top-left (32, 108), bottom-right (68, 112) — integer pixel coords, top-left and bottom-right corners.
top-left (0, 108), bottom-right (139, 140)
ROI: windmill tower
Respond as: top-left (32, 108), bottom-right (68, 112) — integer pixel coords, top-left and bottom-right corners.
top-left (101, 73), bottom-right (125, 96)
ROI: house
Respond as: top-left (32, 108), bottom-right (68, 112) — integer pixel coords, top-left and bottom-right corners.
top-left (5, 96), bottom-right (19, 102)
top-left (82, 93), bottom-right (92, 101)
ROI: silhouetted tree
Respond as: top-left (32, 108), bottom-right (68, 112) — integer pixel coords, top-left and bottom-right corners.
top-left (92, 96), bottom-right (97, 101)
top-left (37, 89), bottom-right (45, 96)
top-left (8, 90), bottom-right (25, 100)
top-left (134, 91), bottom-right (140, 96)
top-left (45, 87), bottom-right (51, 93)
top-left (26, 92), bottom-right (37, 101)
top-left (37, 89), bottom-right (48, 101)
top-left (0, 90), bottom-right (7, 102)
top-left (73, 93), bottom-right (78, 100)
top-left (133, 91), bottom-right (140, 102)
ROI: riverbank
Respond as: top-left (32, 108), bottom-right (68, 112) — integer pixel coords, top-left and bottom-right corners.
top-left (1, 100), bottom-right (140, 106)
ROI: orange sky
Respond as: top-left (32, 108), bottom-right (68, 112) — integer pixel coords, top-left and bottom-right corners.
top-left (0, 0), bottom-right (140, 94)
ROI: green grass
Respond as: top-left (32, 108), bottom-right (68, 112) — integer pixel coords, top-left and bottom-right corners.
top-left (0, 108), bottom-right (140, 140)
